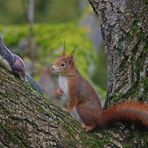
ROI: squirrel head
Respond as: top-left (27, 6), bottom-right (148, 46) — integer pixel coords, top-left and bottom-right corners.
top-left (52, 47), bottom-right (76, 75)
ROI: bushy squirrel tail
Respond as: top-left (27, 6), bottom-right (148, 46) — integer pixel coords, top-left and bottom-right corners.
top-left (99, 102), bottom-right (148, 128)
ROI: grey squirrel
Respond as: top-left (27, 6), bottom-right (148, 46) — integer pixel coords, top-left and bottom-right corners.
top-left (0, 36), bottom-right (43, 95)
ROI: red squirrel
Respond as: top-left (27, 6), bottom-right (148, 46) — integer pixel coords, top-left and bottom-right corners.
top-left (52, 48), bottom-right (148, 132)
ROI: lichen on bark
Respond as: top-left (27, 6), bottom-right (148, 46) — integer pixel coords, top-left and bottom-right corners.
top-left (89, 0), bottom-right (148, 107)
top-left (0, 63), bottom-right (148, 147)
top-left (0, 67), bottom-right (110, 147)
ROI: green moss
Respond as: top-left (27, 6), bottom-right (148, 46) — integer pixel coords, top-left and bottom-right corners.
top-left (0, 142), bottom-right (5, 148)
top-left (143, 78), bottom-right (148, 89)
top-left (0, 126), bottom-right (28, 148)
top-left (124, 144), bottom-right (133, 148)
top-left (56, 114), bottom-right (104, 148)
top-left (111, 22), bottom-right (147, 103)
top-left (125, 17), bottom-right (145, 41)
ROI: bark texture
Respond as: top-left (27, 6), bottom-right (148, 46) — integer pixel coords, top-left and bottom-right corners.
top-left (0, 67), bottom-right (95, 147)
top-left (89, 0), bottom-right (148, 107)
top-left (0, 67), bottom-right (148, 147)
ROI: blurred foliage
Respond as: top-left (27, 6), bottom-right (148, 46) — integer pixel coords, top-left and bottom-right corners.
top-left (0, 22), bottom-right (106, 99)
top-left (0, 0), bottom-right (107, 99)
top-left (0, 0), bottom-right (25, 24)
top-left (48, 0), bottom-right (80, 22)
top-left (0, 0), bottom-right (81, 24)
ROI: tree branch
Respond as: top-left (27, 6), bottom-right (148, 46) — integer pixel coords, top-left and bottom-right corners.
top-left (0, 67), bottom-right (147, 147)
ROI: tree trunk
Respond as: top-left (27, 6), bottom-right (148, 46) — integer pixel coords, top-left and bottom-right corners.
top-left (89, 0), bottom-right (148, 107)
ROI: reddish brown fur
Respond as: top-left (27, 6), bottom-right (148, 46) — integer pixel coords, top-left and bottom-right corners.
top-left (102, 102), bottom-right (148, 128)
top-left (52, 49), bottom-right (148, 131)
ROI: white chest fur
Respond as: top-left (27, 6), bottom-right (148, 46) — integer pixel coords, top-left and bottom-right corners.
top-left (58, 76), bottom-right (82, 123)
top-left (58, 76), bottom-right (69, 105)
top-left (59, 76), bottom-right (68, 95)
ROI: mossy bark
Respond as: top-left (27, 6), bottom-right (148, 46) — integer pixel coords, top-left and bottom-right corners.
top-left (0, 67), bottom-right (96, 148)
top-left (0, 67), bottom-right (89, 147)
top-left (89, 0), bottom-right (148, 108)
top-left (0, 64), bottom-right (148, 147)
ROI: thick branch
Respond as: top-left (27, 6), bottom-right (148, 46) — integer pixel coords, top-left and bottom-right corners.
top-left (0, 67), bottom-right (148, 147)
top-left (0, 67), bottom-right (97, 147)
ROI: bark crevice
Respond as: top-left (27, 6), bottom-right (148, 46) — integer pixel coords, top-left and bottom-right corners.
top-left (89, 0), bottom-right (148, 107)
top-left (0, 63), bottom-right (148, 147)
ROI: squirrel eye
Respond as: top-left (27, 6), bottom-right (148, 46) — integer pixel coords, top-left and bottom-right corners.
top-left (61, 62), bottom-right (66, 67)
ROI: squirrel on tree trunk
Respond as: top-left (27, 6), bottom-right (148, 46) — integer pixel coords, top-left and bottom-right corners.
top-left (52, 47), bottom-right (148, 132)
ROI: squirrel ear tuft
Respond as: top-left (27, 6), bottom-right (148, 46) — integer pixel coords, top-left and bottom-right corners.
top-left (69, 46), bottom-right (77, 57)
top-left (61, 42), bottom-right (66, 56)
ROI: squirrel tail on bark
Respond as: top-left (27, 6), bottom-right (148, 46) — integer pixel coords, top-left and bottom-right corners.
top-left (100, 102), bottom-right (148, 128)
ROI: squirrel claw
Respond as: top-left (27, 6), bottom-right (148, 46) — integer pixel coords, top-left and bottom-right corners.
top-left (85, 125), bottom-right (95, 132)
top-left (81, 123), bottom-right (95, 132)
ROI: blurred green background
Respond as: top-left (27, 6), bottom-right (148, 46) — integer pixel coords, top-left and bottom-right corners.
top-left (0, 0), bottom-right (107, 102)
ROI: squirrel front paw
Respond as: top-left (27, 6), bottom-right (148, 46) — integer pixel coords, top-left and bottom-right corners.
top-left (56, 88), bottom-right (63, 96)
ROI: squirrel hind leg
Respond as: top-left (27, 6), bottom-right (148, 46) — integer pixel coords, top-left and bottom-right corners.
top-left (81, 123), bottom-right (87, 129)
top-left (85, 125), bottom-right (96, 132)
top-left (81, 123), bottom-right (96, 132)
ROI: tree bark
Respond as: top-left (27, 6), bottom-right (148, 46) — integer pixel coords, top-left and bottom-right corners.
top-left (89, 0), bottom-right (148, 107)
top-left (0, 67), bottom-right (96, 148)
top-left (0, 62), bottom-right (148, 147)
